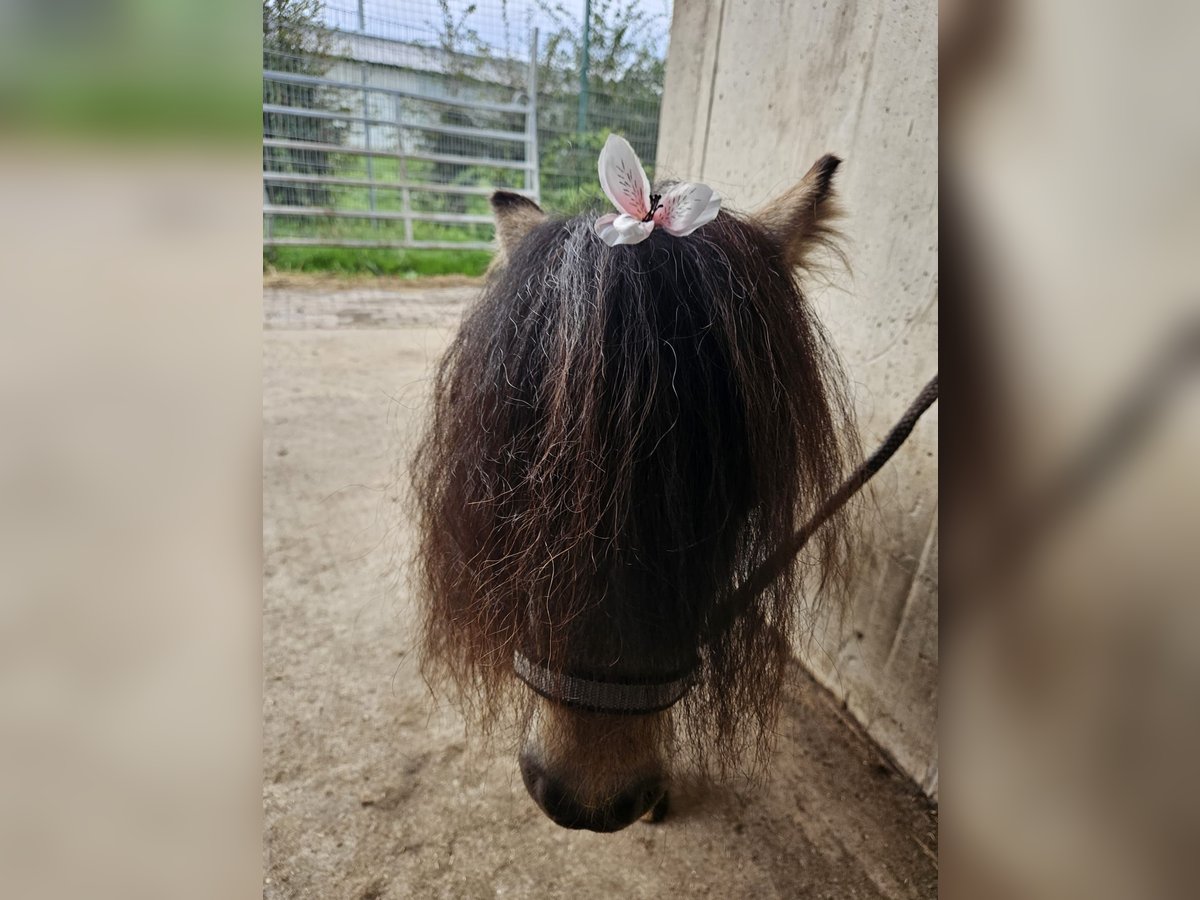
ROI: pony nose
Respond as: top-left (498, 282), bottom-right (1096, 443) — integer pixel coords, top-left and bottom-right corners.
top-left (519, 753), bottom-right (664, 833)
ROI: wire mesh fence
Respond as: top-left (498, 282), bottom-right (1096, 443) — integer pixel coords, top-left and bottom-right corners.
top-left (263, 0), bottom-right (670, 255)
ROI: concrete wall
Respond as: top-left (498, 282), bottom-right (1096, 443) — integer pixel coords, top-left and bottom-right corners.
top-left (657, 0), bottom-right (938, 796)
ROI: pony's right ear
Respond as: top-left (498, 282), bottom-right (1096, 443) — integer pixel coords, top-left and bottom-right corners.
top-left (491, 191), bottom-right (546, 259)
top-left (752, 154), bottom-right (843, 272)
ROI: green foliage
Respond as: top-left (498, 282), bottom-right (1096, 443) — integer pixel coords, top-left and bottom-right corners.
top-left (426, 0), bottom-right (667, 200)
top-left (535, 0), bottom-right (667, 182)
top-left (263, 0), bottom-right (331, 65)
top-left (263, 1), bottom-right (343, 207)
top-left (418, 2), bottom-right (530, 214)
top-left (538, 130), bottom-right (611, 213)
top-left (536, 0), bottom-right (666, 106)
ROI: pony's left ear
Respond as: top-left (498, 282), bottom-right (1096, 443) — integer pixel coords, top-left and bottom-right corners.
top-left (752, 154), bottom-right (843, 271)
top-left (491, 191), bottom-right (546, 259)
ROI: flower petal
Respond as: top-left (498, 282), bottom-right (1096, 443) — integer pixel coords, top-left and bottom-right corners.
top-left (597, 212), bottom-right (654, 246)
top-left (594, 212), bottom-right (621, 245)
top-left (655, 182), bottom-right (722, 236)
top-left (598, 134), bottom-right (650, 220)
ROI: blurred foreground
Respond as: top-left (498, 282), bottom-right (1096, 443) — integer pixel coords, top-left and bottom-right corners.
top-left (942, 0), bottom-right (1200, 897)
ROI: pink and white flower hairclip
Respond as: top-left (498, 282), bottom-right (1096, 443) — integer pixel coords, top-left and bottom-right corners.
top-left (594, 134), bottom-right (721, 247)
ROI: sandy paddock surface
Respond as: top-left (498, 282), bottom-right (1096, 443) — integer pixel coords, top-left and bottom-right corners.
top-left (263, 283), bottom-right (937, 899)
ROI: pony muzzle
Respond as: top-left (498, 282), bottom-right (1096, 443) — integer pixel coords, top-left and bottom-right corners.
top-left (519, 751), bottom-right (667, 832)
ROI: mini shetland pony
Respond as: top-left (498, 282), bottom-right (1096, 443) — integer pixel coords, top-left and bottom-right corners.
top-left (413, 153), bottom-right (855, 831)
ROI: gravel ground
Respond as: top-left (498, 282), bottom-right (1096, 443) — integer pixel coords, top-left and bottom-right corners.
top-left (263, 283), bottom-right (937, 899)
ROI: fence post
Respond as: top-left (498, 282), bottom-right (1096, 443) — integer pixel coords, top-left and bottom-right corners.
top-left (526, 28), bottom-right (541, 204)
top-left (361, 64), bottom-right (377, 229)
top-left (399, 105), bottom-right (414, 244)
top-left (577, 0), bottom-right (591, 133)
top-left (263, 181), bottom-right (274, 246)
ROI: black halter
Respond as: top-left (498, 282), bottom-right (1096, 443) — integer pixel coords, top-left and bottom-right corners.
top-left (513, 651), bottom-right (695, 715)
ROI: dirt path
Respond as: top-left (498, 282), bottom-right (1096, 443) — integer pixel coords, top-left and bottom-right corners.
top-left (263, 285), bottom-right (937, 899)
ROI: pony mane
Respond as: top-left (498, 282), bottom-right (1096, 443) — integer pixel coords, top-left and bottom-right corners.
top-left (412, 206), bottom-right (857, 774)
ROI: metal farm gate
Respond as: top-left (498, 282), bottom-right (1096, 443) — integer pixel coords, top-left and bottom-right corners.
top-left (263, 25), bottom-right (540, 252)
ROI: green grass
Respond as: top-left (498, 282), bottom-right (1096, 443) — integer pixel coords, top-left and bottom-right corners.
top-left (265, 245), bottom-right (493, 277)
top-left (265, 152), bottom-right (501, 276)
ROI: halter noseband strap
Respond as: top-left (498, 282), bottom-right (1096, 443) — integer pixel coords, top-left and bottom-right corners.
top-left (513, 651), bottom-right (695, 715)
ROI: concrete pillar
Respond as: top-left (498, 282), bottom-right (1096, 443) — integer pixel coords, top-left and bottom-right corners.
top-left (658, 0), bottom-right (938, 796)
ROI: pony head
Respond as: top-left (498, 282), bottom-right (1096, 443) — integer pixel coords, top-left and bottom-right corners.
top-left (413, 149), bottom-right (855, 831)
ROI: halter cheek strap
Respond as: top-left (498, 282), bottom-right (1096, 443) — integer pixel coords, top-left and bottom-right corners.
top-left (513, 651), bottom-right (695, 715)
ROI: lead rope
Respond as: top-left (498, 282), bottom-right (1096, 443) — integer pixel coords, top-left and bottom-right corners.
top-left (514, 374), bottom-right (939, 713)
top-left (704, 374), bottom-right (939, 643)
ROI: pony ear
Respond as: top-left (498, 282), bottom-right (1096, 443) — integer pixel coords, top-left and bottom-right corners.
top-left (490, 191), bottom-right (546, 258)
top-left (752, 154), bottom-right (843, 271)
